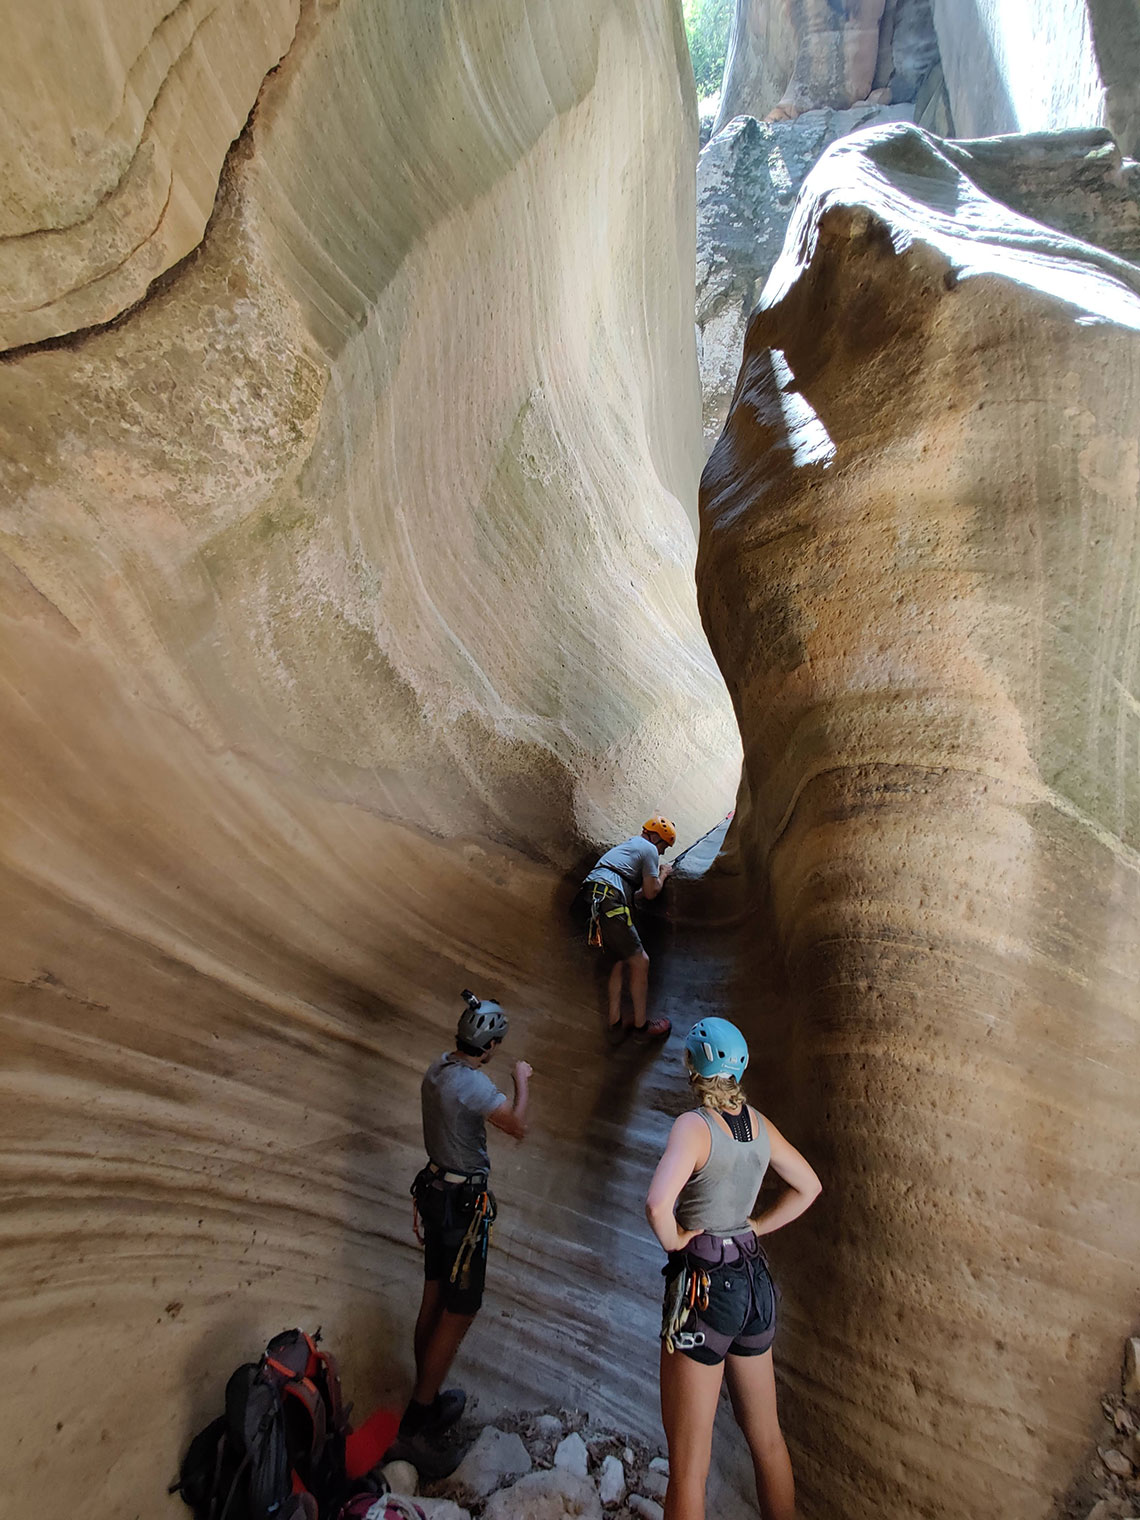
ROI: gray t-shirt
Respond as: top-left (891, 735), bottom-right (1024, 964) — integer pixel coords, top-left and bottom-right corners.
top-left (421, 1052), bottom-right (507, 1173)
top-left (586, 835), bottom-right (661, 904)
top-left (675, 1108), bottom-right (771, 1236)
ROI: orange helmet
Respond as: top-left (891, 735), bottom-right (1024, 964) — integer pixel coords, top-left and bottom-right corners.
top-left (643, 815), bottom-right (676, 848)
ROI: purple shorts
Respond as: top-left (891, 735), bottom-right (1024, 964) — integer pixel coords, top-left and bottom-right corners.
top-left (667, 1231), bottom-right (777, 1366)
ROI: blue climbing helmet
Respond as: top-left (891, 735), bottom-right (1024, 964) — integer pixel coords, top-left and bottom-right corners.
top-left (684, 1017), bottom-right (749, 1080)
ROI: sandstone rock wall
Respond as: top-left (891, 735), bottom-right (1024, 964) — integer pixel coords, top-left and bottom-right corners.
top-left (716, 0), bottom-right (1140, 146)
top-left (0, 0), bottom-right (300, 349)
top-left (715, 0), bottom-right (890, 130)
top-left (0, 4), bottom-right (740, 1515)
top-left (698, 122), bottom-right (1140, 1519)
top-left (931, 0), bottom-right (1107, 140)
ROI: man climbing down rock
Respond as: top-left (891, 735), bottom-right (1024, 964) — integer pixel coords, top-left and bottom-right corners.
top-left (584, 815), bottom-right (675, 1046)
top-left (395, 989), bottom-right (531, 1475)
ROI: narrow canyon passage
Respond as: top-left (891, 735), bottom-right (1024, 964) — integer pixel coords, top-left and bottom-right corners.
top-left (3, 3), bottom-right (1140, 1520)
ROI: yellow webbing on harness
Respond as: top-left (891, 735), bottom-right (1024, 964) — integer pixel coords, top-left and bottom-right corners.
top-left (587, 883), bottom-right (631, 948)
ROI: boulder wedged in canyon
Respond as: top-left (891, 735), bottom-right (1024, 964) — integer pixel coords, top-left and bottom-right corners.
top-left (698, 123), bottom-right (1140, 1519)
top-left (0, 4), bottom-right (740, 1515)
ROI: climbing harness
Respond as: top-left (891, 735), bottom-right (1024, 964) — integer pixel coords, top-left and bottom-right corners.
top-left (410, 1165), bottom-right (496, 1288)
top-left (661, 1233), bottom-right (774, 1354)
top-left (661, 1257), bottom-right (708, 1354)
top-left (587, 881), bottom-right (633, 949)
top-left (449, 1187), bottom-right (497, 1288)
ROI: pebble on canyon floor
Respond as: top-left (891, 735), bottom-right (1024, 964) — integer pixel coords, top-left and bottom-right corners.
top-left (418, 1408), bottom-right (668, 1519)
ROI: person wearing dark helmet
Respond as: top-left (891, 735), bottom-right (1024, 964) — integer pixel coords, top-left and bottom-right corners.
top-left (397, 990), bottom-right (531, 1469)
top-left (646, 1018), bottom-right (821, 1520)
top-left (584, 814), bottom-right (676, 1044)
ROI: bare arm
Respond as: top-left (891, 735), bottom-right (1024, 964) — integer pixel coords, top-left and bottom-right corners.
top-left (645, 1112), bottom-right (709, 1252)
top-left (487, 1061), bottom-right (532, 1141)
top-left (640, 859), bottom-right (672, 901)
top-left (749, 1116), bottom-right (822, 1237)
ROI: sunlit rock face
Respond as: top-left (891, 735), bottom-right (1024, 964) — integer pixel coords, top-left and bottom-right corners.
top-left (717, 0), bottom-right (1139, 148)
top-left (0, 3), bottom-right (740, 1514)
top-left (932, 0), bottom-right (1107, 140)
top-left (0, 0), bottom-right (299, 348)
top-left (714, 0), bottom-right (940, 131)
top-left (699, 123), bottom-right (1140, 1519)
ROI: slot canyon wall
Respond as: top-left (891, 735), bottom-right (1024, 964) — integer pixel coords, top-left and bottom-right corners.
top-left (0, 3), bottom-right (743, 1515)
top-left (697, 0), bottom-right (1140, 461)
top-left (699, 123), bottom-right (1140, 1518)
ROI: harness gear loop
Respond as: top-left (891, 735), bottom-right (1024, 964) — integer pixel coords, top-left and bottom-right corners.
top-left (449, 1188), bottom-right (497, 1288)
top-left (662, 1257), bottom-right (703, 1354)
top-left (587, 882), bottom-right (632, 948)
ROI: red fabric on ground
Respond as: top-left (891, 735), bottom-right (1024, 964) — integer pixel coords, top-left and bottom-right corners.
top-left (345, 1407), bottom-right (401, 1479)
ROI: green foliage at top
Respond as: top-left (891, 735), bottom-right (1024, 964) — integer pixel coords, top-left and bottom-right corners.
top-left (683, 0), bottom-right (734, 100)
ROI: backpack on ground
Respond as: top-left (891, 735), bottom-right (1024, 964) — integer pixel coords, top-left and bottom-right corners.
top-left (172, 1328), bottom-right (357, 1520)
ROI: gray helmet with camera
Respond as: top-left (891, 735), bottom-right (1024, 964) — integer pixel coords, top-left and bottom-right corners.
top-left (457, 988), bottom-right (508, 1051)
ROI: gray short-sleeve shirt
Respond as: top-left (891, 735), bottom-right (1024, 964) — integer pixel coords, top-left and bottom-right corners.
top-left (421, 1053), bottom-right (507, 1173)
top-left (586, 835), bottom-right (661, 904)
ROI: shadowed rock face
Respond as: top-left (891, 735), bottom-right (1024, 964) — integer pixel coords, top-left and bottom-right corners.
top-left (696, 103), bottom-right (915, 454)
top-left (699, 123), bottom-right (1140, 1519)
top-left (0, 3), bottom-right (741, 1514)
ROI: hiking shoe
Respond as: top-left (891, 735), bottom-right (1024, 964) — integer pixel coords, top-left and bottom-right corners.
top-left (605, 1019), bottom-right (628, 1047)
top-left (382, 1432), bottom-right (462, 1482)
top-left (424, 1386), bottom-right (466, 1434)
top-left (631, 1016), bottom-right (672, 1041)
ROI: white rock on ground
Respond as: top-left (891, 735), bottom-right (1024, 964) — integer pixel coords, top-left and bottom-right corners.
top-left (532, 1414), bottom-right (563, 1440)
top-left (1125, 1338), bottom-right (1140, 1396)
top-left (598, 1454), bottom-right (626, 1507)
top-left (379, 1460), bottom-right (419, 1495)
top-left (483, 1469), bottom-right (603, 1520)
top-left (641, 1468), bottom-right (668, 1500)
top-left (553, 1432), bottom-right (589, 1478)
top-left (628, 1498), bottom-right (665, 1520)
top-left (414, 1502), bottom-right (472, 1520)
top-left (648, 1457), bottom-right (669, 1475)
top-left (449, 1427), bottom-right (532, 1499)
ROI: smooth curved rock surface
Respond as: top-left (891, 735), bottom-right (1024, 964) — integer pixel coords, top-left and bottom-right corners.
top-left (941, 129), bottom-right (1140, 268)
top-left (0, 3), bottom-right (740, 1515)
top-left (699, 122), bottom-right (1140, 1519)
top-left (0, 0), bottom-right (299, 349)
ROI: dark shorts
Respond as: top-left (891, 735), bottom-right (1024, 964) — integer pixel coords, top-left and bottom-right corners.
top-left (413, 1172), bottom-right (496, 1315)
top-left (663, 1232), bottom-right (777, 1366)
top-left (590, 883), bottom-right (643, 960)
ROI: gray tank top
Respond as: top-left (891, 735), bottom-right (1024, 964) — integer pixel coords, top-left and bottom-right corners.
top-left (674, 1108), bottom-right (771, 1237)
